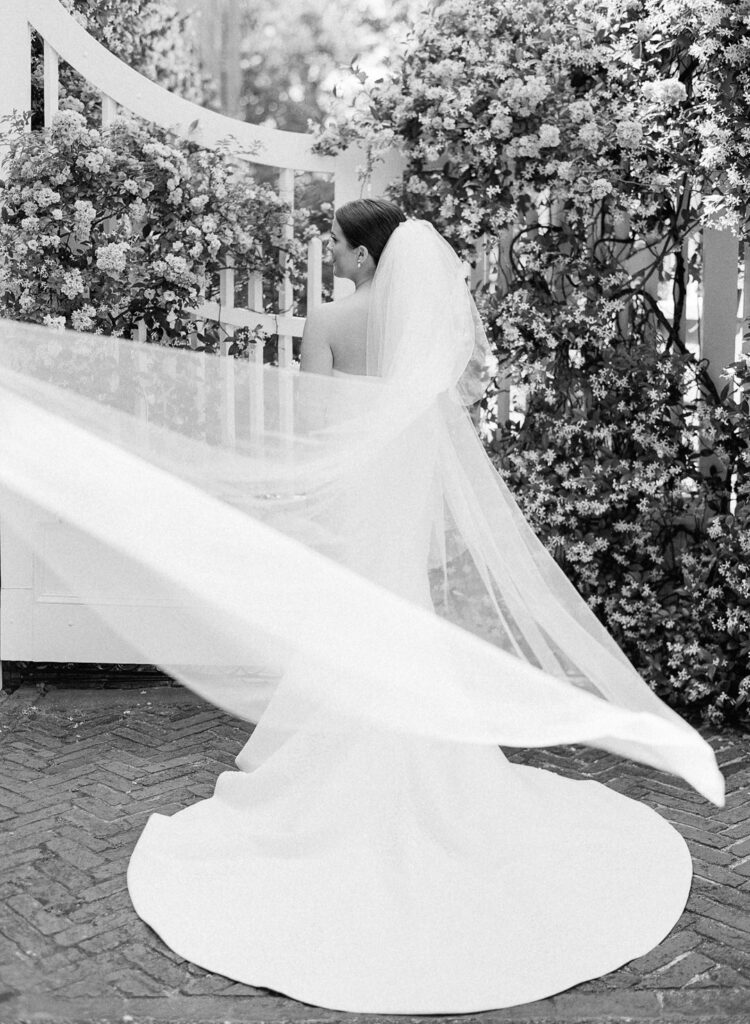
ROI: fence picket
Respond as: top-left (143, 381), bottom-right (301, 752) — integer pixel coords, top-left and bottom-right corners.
top-left (276, 167), bottom-right (295, 371)
top-left (307, 237), bottom-right (323, 311)
top-left (101, 92), bottom-right (118, 126)
top-left (43, 40), bottom-right (58, 126)
top-left (701, 227), bottom-right (741, 390)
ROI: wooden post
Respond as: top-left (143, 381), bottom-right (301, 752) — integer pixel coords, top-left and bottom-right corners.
top-left (101, 92), bottom-right (118, 126)
top-left (0, 3), bottom-right (31, 167)
top-left (307, 236), bottom-right (323, 312)
top-left (701, 227), bottom-right (740, 392)
top-left (43, 40), bottom-right (59, 126)
top-left (742, 240), bottom-right (750, 356)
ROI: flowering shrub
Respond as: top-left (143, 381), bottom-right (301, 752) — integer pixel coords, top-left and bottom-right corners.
top-left (0, 111), bottom-right (304, 349)
top-left (320, 0), bottom-right (750, 724)
top-left (30, 0), bottom-right (209, 129)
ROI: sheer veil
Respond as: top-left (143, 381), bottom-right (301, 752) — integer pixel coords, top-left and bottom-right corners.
top-left (0, 219), bottom-right (724, 805)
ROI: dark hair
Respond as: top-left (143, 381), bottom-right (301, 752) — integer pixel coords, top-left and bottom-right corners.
top-left (334, 199), bottom-right (406, 265)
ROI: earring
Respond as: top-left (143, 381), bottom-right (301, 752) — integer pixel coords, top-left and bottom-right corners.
top-left (357, 255), bottom-right (363, 267)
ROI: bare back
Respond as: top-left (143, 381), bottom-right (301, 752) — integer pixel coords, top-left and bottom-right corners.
top-left (300, 284), bottom-right (371, 377)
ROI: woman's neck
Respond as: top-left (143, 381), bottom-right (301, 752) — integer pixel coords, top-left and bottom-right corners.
top-left (353, 272), bottom-right (374, 292)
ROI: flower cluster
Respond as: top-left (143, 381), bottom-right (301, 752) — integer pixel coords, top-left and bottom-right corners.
top-left (0, 111), bottom-right (304, 350)
top-left (318, 0), bottom-right (750, 724)
top-left (29, 0), bottom-right (210, 130)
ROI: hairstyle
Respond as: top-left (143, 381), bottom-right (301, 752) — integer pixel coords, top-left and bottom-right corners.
top-left (334, 199), bottom-right (406, 265)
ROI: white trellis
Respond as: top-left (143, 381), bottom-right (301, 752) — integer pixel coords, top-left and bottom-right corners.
top-left (0, 0), bottom-right (404, 680)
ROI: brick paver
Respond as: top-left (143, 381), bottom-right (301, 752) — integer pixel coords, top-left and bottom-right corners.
top-left (1, 684), bottom-right (749, 1024)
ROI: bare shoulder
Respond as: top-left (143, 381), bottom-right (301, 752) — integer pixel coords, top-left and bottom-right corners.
top-left (300, 303), bottom-right (335, 373)
top-left (305, 295), bottom-right (365, 337)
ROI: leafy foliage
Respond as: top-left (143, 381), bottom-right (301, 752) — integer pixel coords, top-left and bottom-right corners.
top-left (321, 0), bottom-right (750, 725)
top-left (0, 111), bottom-right (303, 350)
top-left (30, 0), bottom-right (210, 129)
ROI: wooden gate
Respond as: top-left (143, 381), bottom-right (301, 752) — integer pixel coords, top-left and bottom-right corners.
top-left (0, 0), bottom-right (403, 678)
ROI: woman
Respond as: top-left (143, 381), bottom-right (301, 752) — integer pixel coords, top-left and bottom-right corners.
top-left (124, 202), bottom-right (718, 1011)
top-left (0, 204), bottom-right (723, 1012)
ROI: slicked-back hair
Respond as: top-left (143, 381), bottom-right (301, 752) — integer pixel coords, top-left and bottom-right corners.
top-left (334, 199), bottom-right (407, 265)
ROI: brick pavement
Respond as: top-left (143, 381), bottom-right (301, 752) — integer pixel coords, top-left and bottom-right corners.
top-left (0, 684), bottom-right (749, 1024)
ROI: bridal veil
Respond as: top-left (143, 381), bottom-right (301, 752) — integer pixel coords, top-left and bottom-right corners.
top-left (0, 219), bottom-right (724, 805)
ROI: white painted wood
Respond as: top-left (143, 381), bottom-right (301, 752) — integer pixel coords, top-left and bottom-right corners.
top-left (276, 167), bottom-right (295, 369)
top-left (26, 0), bottom-right (334, 171)
top-left (701, 227), bottom-right (741, 390)
top-left (307, 237), bottom-right (323, 311)
top-left (43, 40), bottom-right (59, 126)
top-left (198, 301), bottom-right (304, 338)
top-left (742, 241), bottom-right (750, 355)
top-left (0, 1), bottom-right (31, 176)
top-left (0, 0), bottom-right (405, 680)
top-left (219, 253), bottom-right (236, 339)
top-left (101, 92), bottom-right (118, 126)
top-left (247, 272), bottom-right (264, 312)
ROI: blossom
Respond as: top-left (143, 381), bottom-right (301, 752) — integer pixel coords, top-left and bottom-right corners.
top-left (96, 241), bottom-right (130, 274)
top-left (43, 314), bottom-right (66, 331)
top-left (616, 120), bottom-right (643, 149)
top-left (641, 79), bottom-right (688, 106)
top-left (73, 199), bottom-right (96, 241)
top-left (61, 268), bottom-right (85, 298)
top-left (577, 122), bottom-right (602, 152)
top-left (71, 304), bottom-right (96, 331)
top-left (163, 253), bottom-right (193, 285)
top-left (33, 187), bottom-right (61, 208)
top-left (538, 124), bottom-right (560, 149)
top-left (590, 178), bottom-right (614, 199)
top-left (49, 109), bottom-right (87, 144)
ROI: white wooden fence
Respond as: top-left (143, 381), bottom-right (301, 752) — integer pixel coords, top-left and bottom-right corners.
top-left (0, 0), bottom-right (747, 681)
top-left (0, 0), bottom-right (403, 678)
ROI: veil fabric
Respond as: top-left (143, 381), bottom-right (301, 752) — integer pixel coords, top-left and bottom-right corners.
top-left (0, 219), bottom-right (724, 805)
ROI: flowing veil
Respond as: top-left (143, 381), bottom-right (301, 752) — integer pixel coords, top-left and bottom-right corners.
top-left (0, 219), bottom-right (724, 805)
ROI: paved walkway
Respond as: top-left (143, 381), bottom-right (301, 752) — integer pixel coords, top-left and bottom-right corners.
top-left (1, 684), bottom-right (749, 1024)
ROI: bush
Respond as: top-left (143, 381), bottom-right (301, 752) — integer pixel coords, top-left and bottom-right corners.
top-left (30, 0), bottom-right (210, 129)
top-left (0, 110), bottom-right (304, 350)
top-left (320, 0), bottom-right (750, 725)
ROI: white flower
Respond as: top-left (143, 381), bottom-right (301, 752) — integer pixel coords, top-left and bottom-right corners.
top-left (61, 268), bottom-right (85, 298)
top-left (163, 253), bottom-right (193, 284)
top-left (73, 199), bottom-right (96, 241)
top-left (43, 314), bottom-right (66, 331)
top-left (641, 79), bottom-right (687, 106)
top-left (707, 519), bottom-right (723, 539)
top-left (96, 241), bottom-right (130, 275)
top-left (590, 178), bottom-right (614, 200)
top-left (578, 122), bottom-right (602, 151)
top-left (569, 100), bottom-right (594, 124)
top-left (33, 187), bottom-right (61, 207)
top-left (616, 120), bottom-right (643, 149)
top-left (538, 124), bottom-right (560, 149)
top-left (71, 304), bottom-right (96, 332)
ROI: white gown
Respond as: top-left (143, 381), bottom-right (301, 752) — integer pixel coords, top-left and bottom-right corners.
top-left (126, 368), bottom-right (693, 1015)
top-left (0, 224), bottom-right (714, 1013)
top-left (127, 686), bottom-right (691, 1013)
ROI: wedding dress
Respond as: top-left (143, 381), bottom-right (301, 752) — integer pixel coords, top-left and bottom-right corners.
top-left (0, 220), bottom-right (723, 1013)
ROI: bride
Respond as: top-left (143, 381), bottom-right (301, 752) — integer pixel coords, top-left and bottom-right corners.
top-left (0, 202), bottom-right (724, 1013)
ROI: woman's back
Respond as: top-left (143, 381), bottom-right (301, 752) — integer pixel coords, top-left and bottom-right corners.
top-left (301, 284), bottom-right (371, 377)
